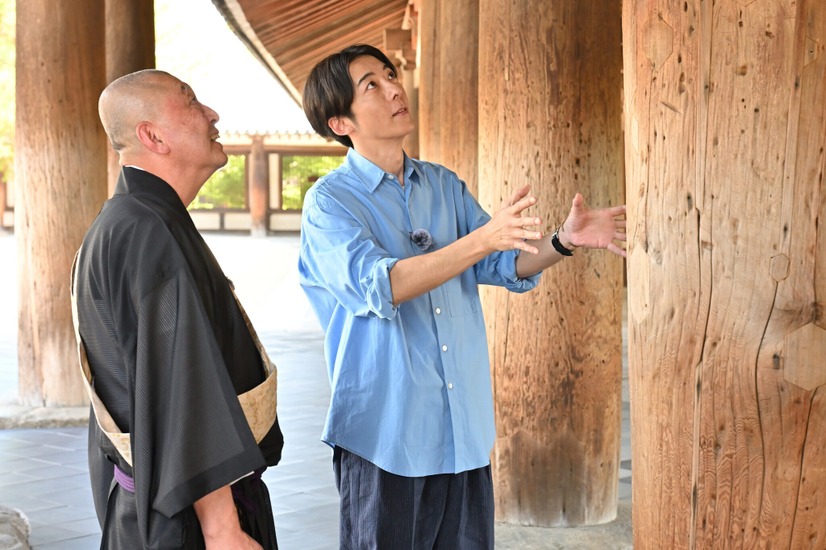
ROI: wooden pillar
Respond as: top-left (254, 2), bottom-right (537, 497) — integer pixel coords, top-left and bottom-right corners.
top-left (249, 136), bottom-right (268, 238)
top-left (437, 0), bottom-right (478, 195)
top-left (105, 0), bottom-right (154, 195)
top-left (624, 0), bottom-right (826, 547)
top-left (416, 0), bottom-right (440, 161)
top-left (15, 0), bottom-right (108, 406)
top-left (414, 0), bottom-right (477, 191)
top-left (401, 66), bottom-right (419, 159)
top-left (479, 0), bottom-right (624, 526)
top-left (385, 25), bottom-right (419, 159)
top-left (268, 153), bottom-right (282, 211)
top-left (0, 179), bottom-right (6, 225)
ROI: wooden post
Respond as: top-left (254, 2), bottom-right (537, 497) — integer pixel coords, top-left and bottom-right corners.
top-left (437, 0), bottom-right (478, 195)
top-left (479, 0), bottom-right (624, 526)
top-left (249, 136), bottom-right (268, 238)
top-left (105, 0), bottom-right (155, 195)
top-left (15, 0), bottom-right (108, 406)
top-left (384, 26), bottom-right (419, 159)
top-left (401, 66), bottom-right (420, 159)
top-left (268, 152), bottom-right (282, 211)
top-left (414, 0), bottom-right (477, 192)
top-left (416, 0), bottom-right (440, 161)
top-left (624, 0), bottom-right (826, 547)
top-left (0, 178), bottom-right (6, 225)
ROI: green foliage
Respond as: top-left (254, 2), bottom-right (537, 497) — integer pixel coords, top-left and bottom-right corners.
top-left (281, 155), bottom-right (343, 210)
top-left (0, 0), bottom-right (15, 184)
top-left (189, 154), bottom-right (246, 210)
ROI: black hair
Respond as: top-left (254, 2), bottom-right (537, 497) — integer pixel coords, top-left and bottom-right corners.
top-left (302, 44), bottom-right (397, 148)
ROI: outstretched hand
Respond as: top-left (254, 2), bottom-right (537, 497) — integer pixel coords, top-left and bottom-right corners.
top-left (560, 193), bottom-right (627, 257)
top-left (480, 184), bottom-right (544, 255)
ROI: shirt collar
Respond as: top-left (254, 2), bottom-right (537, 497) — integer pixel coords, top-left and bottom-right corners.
top-left (345, 148), bottom-right (418, 192)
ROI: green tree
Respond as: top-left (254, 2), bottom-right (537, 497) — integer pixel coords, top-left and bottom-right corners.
top-left (189, 154), bottom-right (246, 210)
top-left (0, 0), bottom-right (15, 186)
top-left (282, 155), bottom-right (343, 210)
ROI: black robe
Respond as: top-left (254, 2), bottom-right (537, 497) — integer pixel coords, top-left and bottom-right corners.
top-left (75, 167), bottom-right (283, 549)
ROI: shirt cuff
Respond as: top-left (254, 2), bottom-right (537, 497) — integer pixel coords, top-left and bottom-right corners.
top-left (366, 257), bottom-right (400, 319)
top-left (502, 250), bottom-right (542, 291)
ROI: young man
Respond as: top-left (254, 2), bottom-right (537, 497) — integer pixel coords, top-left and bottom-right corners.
top-left (299, 44), bottom-right (626, 549)
top-left (73, 69), bottom-right (283, 549)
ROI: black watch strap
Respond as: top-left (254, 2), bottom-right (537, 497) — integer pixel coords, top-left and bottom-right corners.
top-left (551, 229), bottom-right (574, 256)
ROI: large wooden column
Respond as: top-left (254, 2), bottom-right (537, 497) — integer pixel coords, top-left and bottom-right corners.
top-left (436, 0), bottom-right (478, 195)
top-left (415, 0), bottom-right (440, 161)
top-left (105, 0), bottom-right (154, 195)
top-left (15, 0), bottom-right (108, 406)
top-left (624, 0), bottom-right (826, 547)
top-left (479, 0), bottom-right (624, 526)
top-left (415, 0), bottom-right (477, 192)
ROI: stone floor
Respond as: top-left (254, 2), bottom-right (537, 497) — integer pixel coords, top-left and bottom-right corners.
top-left (0, 232), bottom-right (632, 549)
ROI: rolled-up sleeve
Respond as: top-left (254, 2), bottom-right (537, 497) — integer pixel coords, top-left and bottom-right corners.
top-left (300, 190), bottom-right (399, 319)
top-left (457, 180), bottom-right (543, 291)
top-left (476, 249), bottom-right (541, 291)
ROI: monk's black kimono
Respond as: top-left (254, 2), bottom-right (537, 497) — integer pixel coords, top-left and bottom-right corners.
top-left (75, 167), bottom-right (283, 549)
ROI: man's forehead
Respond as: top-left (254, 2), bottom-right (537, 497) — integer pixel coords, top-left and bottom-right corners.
top-left (177, 81), bottom-right (195, 97)
top-left (350, 56), bottom-right (390, 84)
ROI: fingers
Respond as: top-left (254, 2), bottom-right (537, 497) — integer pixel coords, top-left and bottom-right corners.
top-left (606, 242), bottom-right (627, 258)
top-left (609, 204), bottom-right (627, 217)
top-left (509, 194), bottom-right (538, 215)
top-left (504, 184), bottom-right (532, 207)
top-left (517, 240), bottom-right (540, 255)
top-left (572, 193), bottom-right (585, 208)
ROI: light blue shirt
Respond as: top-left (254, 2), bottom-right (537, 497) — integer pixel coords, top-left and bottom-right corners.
top-left (298, 148), bottom-right (541, 477)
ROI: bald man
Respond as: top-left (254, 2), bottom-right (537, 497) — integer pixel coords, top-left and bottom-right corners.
top-left (73, 69), bottom-right (283, 549)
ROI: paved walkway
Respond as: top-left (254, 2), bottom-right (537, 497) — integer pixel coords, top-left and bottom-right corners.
top-left (0, 233), bottom-right (632, 549)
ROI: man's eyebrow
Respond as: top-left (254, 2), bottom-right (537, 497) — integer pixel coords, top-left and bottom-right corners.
top-left (356, 71), bottom-right (376, 88)
top-left (356, 64), bottom-right (392, 88)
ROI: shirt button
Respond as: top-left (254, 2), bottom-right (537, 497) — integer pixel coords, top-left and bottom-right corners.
top-left (448, 383), bottom-right (454, 390)
top-left (435, 307), bottom-right (441, 315)
top-left (387, 174), bottom-right (395, 180)
top-left (441, 345), bottom-right (448, 352)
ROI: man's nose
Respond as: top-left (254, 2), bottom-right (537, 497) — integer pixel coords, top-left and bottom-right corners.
top-left (386, 83), bottom-right (401, 100)
top-left (204, 104), bottom-right (220, 122)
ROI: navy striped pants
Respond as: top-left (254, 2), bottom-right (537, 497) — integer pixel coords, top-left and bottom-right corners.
top-left (333, 447), bottom-right (494, 550)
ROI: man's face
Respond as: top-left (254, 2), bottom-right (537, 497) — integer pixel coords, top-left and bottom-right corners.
top-left (157, 76), bottom-right (228, 175)
top-left (343, 55), bottom-right (414, 145)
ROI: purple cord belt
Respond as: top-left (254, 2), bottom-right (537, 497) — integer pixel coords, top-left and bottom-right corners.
top-left (113, 464), bottom-right (135, 493)
top-left (113, 464), bottom-right (266, 508)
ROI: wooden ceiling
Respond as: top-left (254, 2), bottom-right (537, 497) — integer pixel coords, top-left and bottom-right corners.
top-left (212, 0), bottom-right (410, 105)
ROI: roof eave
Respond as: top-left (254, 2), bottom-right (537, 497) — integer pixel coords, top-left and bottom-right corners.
top-left (210, 0), bottom-right (304, 106)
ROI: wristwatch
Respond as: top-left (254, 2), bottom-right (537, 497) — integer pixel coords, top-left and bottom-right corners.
top-left (551, 227), bottom-right (574, 256)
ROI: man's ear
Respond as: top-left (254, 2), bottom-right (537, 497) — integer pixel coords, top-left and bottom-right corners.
top-left (328, 116), bottom-right (355, 138)
top-left (135, 121), bottom-right (170, 154)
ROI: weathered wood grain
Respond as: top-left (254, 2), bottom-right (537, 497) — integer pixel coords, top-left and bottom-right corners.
top-left (15, 0), bottom-right (108, 406)
top-left (479, 0), bottom-right (624, 527)
top-left (624, 0), bottom-right (826, 547)
top-left (104, 0), bottom-right (155, 195)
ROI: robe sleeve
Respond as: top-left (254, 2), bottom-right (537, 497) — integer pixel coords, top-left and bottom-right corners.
top-left (132, 267), bottom-right (265, 519)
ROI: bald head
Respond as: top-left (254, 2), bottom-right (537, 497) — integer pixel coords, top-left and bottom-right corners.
top-left (98, 69), bottom-right (176, 156)
top-left (97, 69), bottom-right (228, 205)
